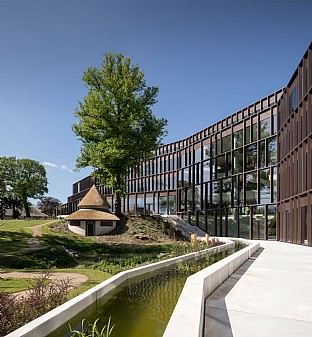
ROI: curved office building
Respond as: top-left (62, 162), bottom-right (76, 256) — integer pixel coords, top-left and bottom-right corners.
top-left (59, 43), bottom-right (312, 246)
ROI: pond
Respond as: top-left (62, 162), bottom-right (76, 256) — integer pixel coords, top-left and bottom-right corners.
top-left (48, 245), bottom-right (239, 337)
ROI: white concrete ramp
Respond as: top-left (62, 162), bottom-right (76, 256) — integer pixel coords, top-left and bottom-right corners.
top-left (204, 241), bottom-right (312, 337)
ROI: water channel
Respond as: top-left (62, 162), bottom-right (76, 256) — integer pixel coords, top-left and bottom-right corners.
top-left (48, 246), bottom-right (239, 337)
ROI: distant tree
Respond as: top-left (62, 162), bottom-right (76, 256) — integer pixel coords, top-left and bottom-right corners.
top-left (0, 169), bottom-right (5, 219)
top-left (37, 196), bottom-right (61, 216)
top-left (73, 53), bottom-right (167, 215)
top-left (0, 157), bottom-right (48, 218)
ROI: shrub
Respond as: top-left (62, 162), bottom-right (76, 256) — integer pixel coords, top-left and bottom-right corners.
top-left (0, 271), bottom-right (71, 335)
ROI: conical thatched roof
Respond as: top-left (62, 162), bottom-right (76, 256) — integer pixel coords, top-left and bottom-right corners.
top-left (78, 185), bottom-right (111, 210)
top-left (65, 209), bottom-right (119, 221)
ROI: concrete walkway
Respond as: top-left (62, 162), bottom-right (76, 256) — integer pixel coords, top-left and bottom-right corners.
top-left (204, 241), bottom-right (312, 337)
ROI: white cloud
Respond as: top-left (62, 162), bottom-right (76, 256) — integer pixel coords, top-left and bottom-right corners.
top-left (43, 161), bottom-right (74, 173)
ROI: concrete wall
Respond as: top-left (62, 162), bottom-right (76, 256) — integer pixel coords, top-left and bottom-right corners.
top-left (68, 221), bottom-right (116, 236)
top-left (5, 239), bottom-right (235, 337)
top-left (162, 241), bottom-right (260, 337)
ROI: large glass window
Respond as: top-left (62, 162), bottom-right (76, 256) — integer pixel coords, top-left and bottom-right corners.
top-left (212, 181), bottom-right (220, 208)
top-left (259, 140), bottom-right (266, 168)
top-left (159, 196), bottom-right (167, 215)
top-left (202, 160), bottom-right (210, 182)
top-left (246, 172), bottom-right (258, 205)
top-left (216, 155), bottom-right (226, 178)
top-left (272, 167), bottom-right (277, 202)
top-left (136, 195), bottom-right (144, 214)
top-left (128, 197), bottom-right (136, 215)
top-left (259, 169), bottom-right (270, 204)
top-left (228, 208), bottom-right (237, 237)
top-left (233, 148), bottom-right (244, 174)
top-left (267, 137), bottom-right (277, 165)
top-left (203, 143), bottom-right (210, 159)
top-left (226, 152), bottom-right (232, 176)
top-left (245, 125), bottom-right (251, 144)
top-left (234, 129), bottom-right (243, 148)
top-left (222, 178), bottom-right (231, 207)
top-left (260, 117), bottom-right (271, 139)
top-left (194, 147), bottom-right (201, 163)
top-left (194, 185), bottom-right (201, 210)
top-left (252, 206), bottom-right (265, 239)
top-left (183, 167), bottom-right (189, 186)
top-left (252, 122), bottom-right (258, 142)
top-left (246, 144), bottom-right (257, 171)
top-left (267, 205), bottom-right (276, 239)
top-left (145, 195), bottom-right (153, 214)
top-left (239, 207), bottom-right (250, 239)
top-left (222, 134), bottom-right (231, 152)
top-left (207, 209), bottom-right (216, 235)
top-left (233, 174), bottom-right (244, 206)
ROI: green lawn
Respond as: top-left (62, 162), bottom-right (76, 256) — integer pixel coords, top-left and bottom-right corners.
top-left (0, 277), bottom-right (31, 293)
top-left (0, 220), bottom-right (58, 253)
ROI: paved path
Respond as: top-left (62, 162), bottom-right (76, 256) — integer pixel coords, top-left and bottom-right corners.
top-left (204, 241), bottom-right (312, 337)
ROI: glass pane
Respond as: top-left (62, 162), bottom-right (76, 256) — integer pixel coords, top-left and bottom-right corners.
top-left (233, 149), bottom-right (244, 174)
top-left (146, 195), bottom-right (153, 214)
top-left (194, 147), bottom-right (201, 163)
top-left (128, 197), bottom-right (136, 215)
top-left (136, 196), bottom-right (144, 214)
top-left (203, 143), bottom-right (210, 159)
top-left (194, 185), bottom-right (201, 210)
top-left (234, 129), bottom-right (243, 148)
top-left (222, 178), bottom-right (231, 207)
top-left (252, 122), bottom-right (258, 142)
top-left (207, 209), bottom-right (215, 235)
top-left (212, 181), bottom-right (221, 208)
top-left (246, 143), bottom-right (257, 171)
top-left (267, 205), bottom-right (276, 239)
top-left (203, 160), bottom-right (210, 182)
top-left (216, 155), bottom-right (226, 178)
top-left (252, 206), bottom-right (265, 239)
top-left (168, 195), bottom-right (176, 215)
top-left (245, 125), bottom-right (251, 144)
top-left (228, 208), bottom-right (237, 237)
top-left (260, 117), bottom-right (271, 139)
top-left (239, 207), bottom-right (250, 239)
top-left (272, 167), bottom-right (277, 202)
top-left (267, 137), bottom-right (277, 165)
top-left (259, 169), bottom-right (270, 204)
top-left (222, 134), bottom-right (231, 152)
top-left (159, 196), bottom-right (167, 215)
top-left (246, 172), bottom-right (258, 205)
top-left (259, 140), bottom-right (266, 168)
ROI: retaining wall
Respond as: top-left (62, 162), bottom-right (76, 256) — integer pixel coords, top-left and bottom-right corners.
top-left (162, 241), bottom-right (260, 337)
top-left (6, 239), bottom-right (234, 337)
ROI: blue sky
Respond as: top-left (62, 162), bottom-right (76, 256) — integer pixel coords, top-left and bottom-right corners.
top-left (0, 0), bottom-right (311, 203)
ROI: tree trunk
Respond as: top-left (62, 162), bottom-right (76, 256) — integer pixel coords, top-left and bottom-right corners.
top-left (114, 191), bottom-right (122, 217)
top-left (23, 197), bottom-right (31, 218)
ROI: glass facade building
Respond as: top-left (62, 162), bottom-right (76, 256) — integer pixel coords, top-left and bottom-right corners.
top-left (58, 43), bottom-right (312, 246)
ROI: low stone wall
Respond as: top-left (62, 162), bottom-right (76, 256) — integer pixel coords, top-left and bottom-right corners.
top-left (6, 239), bottom-right (234, 337)
top-left (162, 241), bottom-right (260, 337)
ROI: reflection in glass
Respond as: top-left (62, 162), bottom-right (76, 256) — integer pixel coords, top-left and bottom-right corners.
top-left (267, 205), bottom-right (276, 239)
top-left (252, 206), bottom-right (265, 239)
top-left (246, 172), bottom-right (258, 205)
top-left (233, 175), bottom-right (243, 206)
top-left (194, 147), bottom-right (201, 163)
top-left (259, 169), bottom-right (270, 204)
top-left (212, 181), bottom-right (220, 208)
top-left (246, 144), bottom-right (257, 171)
top-left (168, 195), bottom-right (176, 214)
top-left (203, 160), bottom-right (210, 182)
top-left (233, 148), bottom-right (244, 174)
top-left (216, 155), bottom-right (226, 178)
top-left (222, 134), bottom-right (231, 152)
top-left (207, 209), bottom-right (215, 235)
top-left (145, 195), bottom-right (153, 214)
top-left (222, 178), bottom-right (231, 207)
top-left (129, 197), bottom-right (136, 215)
top-left (260, 117), bottom-right (271, 139)
top-left (227, 208), bottom-right (237, 237)
top-left (194, 185), bottom-right (201, 210)
top-left (245, 125), bottom-right (251, 144)
top-left (234, 129), bottom-right (243, 148)
top-left (252, 123), bottom-right (257, 142)
top-left (159, 196), bottom-right (167, 215)
top-left (267, 137), bottom-right (277, 165)
top-left (239, 207), bottom-right (250, 239)
top-left (259, 140), bottom-right (266, 168)
top-left (272, 167), bottom-right (277, 202)
top-left (203, 143), bottom-right (210, 159)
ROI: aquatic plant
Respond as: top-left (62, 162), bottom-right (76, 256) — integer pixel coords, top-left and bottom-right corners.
top-left (70, 317), bottom-right (114, 337)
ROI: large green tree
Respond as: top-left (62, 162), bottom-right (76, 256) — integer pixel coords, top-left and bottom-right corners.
top-left (73, 53), bottom-right (167, 215)
top-left (37, 196), bottom-right (61, 217)
top-left (0, 157), bottom-right (48, 218)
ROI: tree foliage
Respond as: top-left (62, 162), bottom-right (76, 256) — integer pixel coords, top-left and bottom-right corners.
top-left (73, 53), bottom-right (167, 215)
top-left (37, 196), bottom-right (61, 216)
top-left (0, 157), bottom-right (48, 218)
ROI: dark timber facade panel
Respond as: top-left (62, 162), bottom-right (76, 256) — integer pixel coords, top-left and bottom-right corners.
top-left (58, 43), bottom-right (312, 246)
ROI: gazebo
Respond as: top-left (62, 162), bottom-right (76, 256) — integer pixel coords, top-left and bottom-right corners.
top-left (65, 185), bottom-right (119, 236)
